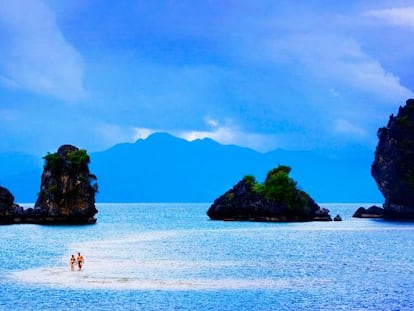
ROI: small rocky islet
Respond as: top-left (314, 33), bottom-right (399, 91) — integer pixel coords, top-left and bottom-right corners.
top-left (353, 206), bottom-right (384, 218)
top-left (0, 145), bottom-right (98, 225)
top-left (207, 165), bottom-right (332, 222)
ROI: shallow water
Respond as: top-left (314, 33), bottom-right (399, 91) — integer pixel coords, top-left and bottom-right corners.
top-left (1, 203), bottom-right (413, 310)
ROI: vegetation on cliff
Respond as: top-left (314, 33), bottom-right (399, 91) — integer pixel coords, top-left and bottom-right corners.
top-left (243, 165), bottom-right (312, 217)
top-left (207, 165), bottom-right (329, 222)
top-left (35, 145), bottom-right (98, 224)
top-left (0, 145), bottom-right (98, 225)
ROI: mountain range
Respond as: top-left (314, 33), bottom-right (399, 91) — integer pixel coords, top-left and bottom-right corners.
top-left (0, 132), bottom-right (383, 203)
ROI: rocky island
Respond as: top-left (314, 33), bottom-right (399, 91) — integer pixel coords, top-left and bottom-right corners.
top-left (0, 145), bottom-right (98, 225)
top-left (207, 165), bottom-right (332, 222)
top-left (0, 186), bottom-right (24, 223)
top-left (371, 99), bottom-right (414, 220)
top-left (353, 205), bottom-right (384, 218)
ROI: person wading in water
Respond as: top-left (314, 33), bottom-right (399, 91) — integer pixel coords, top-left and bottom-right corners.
top-left (70, 254), bottom-right (76, 271)
top-left (76, 252), bottom-right (84, 271)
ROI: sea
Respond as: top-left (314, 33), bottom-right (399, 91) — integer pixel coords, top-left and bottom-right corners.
top-left (0, 203), bottom-right (413, 311)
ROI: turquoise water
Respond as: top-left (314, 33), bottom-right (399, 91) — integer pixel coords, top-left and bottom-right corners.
top-left (0, 203), bottom-right (413, 310)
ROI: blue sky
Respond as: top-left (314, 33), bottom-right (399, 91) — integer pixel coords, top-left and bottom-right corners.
top-left (0, 0), bottom-right (413, 156)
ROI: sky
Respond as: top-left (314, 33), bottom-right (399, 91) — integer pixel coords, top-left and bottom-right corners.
top-left (0, 0), bottom-right (413, 156)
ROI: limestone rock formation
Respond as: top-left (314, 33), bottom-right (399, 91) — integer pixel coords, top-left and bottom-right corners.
top-left (372, 99), bottom-right (414, 219)
top-left (0, 186), bottom-right (24, 224)
top-left (207, 165), bottom-right (330, 222)
top-left (0, 145), bottom-right (98, 225)
top-left (34, 145), bottom-right (98, 224)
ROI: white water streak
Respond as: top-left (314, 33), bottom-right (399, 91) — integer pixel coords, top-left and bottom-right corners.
top-left (11, 229), bottom-right (328, 290)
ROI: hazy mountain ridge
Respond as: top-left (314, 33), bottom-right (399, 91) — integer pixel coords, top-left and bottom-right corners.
top-left (0, 132), bottom-right (382, 203)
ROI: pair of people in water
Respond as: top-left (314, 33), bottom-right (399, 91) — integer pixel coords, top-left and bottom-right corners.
top-left (70, 252), bottom-right (84, 271)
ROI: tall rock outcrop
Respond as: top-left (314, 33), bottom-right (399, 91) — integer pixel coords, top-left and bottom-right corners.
top-left (372, 99), bottom-right (414, 219)
top-left (34, 145), bottom-right (98, 224)
top-left (0, 145), bottom-right (98, 225)
top-left (207, 165), bottom-right (330, 222)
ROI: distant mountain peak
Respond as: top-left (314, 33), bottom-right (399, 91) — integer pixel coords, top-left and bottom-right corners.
top-left (144, 132), bottom-right (176, 140)
top-left (138, 132), bottom-right (188, 144)
top-left (192, 136), bottom-right (221, 145)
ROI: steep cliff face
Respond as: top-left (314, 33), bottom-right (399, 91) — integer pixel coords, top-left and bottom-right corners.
top-left (0, 145), bottom-right (98, 225)
top-left (372, 99), bottom-right (414, 219)
top-left (34, 145), bottom-right (98, 224)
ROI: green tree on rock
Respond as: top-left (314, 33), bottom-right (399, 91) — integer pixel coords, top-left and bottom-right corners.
top-left (264, 165), bottom-right (308, 215)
